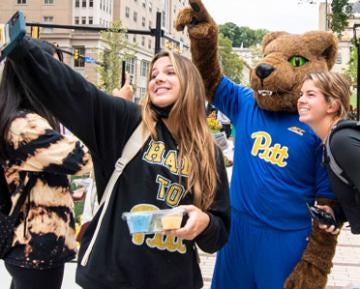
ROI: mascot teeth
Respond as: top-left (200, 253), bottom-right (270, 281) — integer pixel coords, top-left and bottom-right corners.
top-left (258, 90), bottom-right (273, 96)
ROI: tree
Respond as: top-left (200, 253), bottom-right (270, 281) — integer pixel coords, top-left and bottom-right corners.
top-left (345, 44), bottom-right (357, 85)
top-left (330, 0), bottom-right (352, 37)
top-left (219, 22), bottom-right (269, 48)
top-left (98, 21), bottom-right (134, 94)
top-left (218, 33), bottom-right (244, 83)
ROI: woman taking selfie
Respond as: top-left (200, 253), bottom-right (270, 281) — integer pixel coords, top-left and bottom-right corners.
top-left (8, 37), bottom-right (230, 289)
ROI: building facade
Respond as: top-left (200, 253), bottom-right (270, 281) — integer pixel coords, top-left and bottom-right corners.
top-left (0, 0), bottom-right (189, 102)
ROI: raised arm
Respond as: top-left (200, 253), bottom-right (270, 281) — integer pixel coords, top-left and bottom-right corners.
top-left (8, 37), bottom-right (139, 156)
top-left (176, 0), bottom-right (222, 100)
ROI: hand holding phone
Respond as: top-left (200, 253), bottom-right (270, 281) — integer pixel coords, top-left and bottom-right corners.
top-left (0, 11), bottom-right (26, 62)
top-left (306, 203), bottom-right (337, 228)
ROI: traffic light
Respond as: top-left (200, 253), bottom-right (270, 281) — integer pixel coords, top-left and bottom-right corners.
top-left (74, 49), bottom-right (79, 60)
top-left (31, 26), bottom-right (39, 39)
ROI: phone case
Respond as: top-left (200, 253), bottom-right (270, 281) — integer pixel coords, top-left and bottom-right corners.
top-left (0, 11), bottom-right (26, 61)
top-left (306, 203), bottom-right (337, 228)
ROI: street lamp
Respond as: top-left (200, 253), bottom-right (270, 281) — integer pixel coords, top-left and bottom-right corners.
top-left (353, 24), bottom-right (360, 120)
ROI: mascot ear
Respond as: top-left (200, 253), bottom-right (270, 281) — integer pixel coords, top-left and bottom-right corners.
top-left (304, 31), bottom-right (338, 70)
top-left (262, 31), bottom-right (289, 52)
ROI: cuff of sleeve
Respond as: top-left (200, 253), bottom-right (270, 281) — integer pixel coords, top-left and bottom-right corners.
top-left (8, 36), bottom-right (32, 63)
top-left (195, 213), bottom-right (214, 243)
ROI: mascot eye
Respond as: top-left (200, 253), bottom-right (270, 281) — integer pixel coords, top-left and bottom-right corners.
top-left (288, 56), bottom-right (308, 67)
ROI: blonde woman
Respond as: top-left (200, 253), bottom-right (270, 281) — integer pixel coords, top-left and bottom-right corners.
top-left (9, 38), bottom-right (230, 289)
top-left (298, 71), bottom-right (360, 235)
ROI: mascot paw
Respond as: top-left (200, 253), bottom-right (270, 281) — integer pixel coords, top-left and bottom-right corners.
top-left (175, 0), bottom-right (217, 40)
top-left (284, 260), bottom-right (328, 289)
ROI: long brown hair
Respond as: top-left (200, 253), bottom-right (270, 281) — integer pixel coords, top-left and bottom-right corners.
top-left (142, 51), bottom-right (219, 210)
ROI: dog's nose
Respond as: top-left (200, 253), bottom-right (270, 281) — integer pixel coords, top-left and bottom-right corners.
top-left (255, 64), bottom-right (274, 80)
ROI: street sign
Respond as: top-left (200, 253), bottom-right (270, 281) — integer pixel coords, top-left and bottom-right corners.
top-left (84, 56), bottom-right (96, 64)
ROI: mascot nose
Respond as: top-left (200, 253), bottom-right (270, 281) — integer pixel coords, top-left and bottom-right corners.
top-left (255, 64), bottom-right (274, 80)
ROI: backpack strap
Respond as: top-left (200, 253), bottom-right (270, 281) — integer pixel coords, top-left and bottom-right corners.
top-left (80, 121), bottom-right (150, 266)
top-left (325, 120), bottom-right (360, 185)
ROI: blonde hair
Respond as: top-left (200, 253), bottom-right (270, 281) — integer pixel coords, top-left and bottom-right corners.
top-left (141, 51), bottom-right (219, 210)
top-left (304, 71), bottom-right (351, 119)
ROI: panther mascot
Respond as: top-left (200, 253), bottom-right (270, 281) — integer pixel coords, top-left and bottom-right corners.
top-left (176, 1), bottom-right (341, 289)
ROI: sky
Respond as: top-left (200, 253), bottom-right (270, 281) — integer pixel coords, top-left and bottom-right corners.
top-left (201, 0), bottom-right (321, 34)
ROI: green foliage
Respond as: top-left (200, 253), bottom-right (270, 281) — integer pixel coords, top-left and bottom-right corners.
top-left (74, 201), bottom-right (84, 224)
top-left (219, 33), bottom-right (244, 83)
top-left (330, 0), bottom-right (352, 37)
top-left (345, 44), bottom-right (357, 86)
top-left (98, 21), bottom-right (134, 94)
top-left (219, 22), bottom-right (268, 48)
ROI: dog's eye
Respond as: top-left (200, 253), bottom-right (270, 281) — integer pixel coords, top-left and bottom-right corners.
top-left (288, 56), bottom-right (308, 67)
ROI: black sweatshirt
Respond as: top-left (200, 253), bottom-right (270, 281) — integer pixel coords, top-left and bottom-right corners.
top-left (9, 38), bottom-right (230, 289)
top-left (327, 127), bottom-right (360, 234)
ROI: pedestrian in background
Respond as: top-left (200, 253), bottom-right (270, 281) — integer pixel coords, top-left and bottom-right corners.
top-left (298, 71), bottom-right (360, 234)
top-left (217, 110), bottom-right (232, 138)
top-left (9, 37), bottom-right (230, 289)
top-left (0, 43), bottom-right (92, 289)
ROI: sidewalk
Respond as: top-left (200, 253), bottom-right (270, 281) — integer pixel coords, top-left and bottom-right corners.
top-left (1, 225), bottom-right (359, 289)
top-left (198, 225), bottom-right (360, 289)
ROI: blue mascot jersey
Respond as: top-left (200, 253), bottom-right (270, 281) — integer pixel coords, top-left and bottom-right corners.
top-left (213, 76), bottom-right (335, 230)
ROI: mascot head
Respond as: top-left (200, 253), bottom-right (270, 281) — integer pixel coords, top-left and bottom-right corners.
top-left (250, 31), bottom-right (338, 112)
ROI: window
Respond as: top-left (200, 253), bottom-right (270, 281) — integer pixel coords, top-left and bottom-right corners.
top-left (139, 87), bottom-right (146, 101)
top-left (141, 17), bottom-right (145, 27)
top-left (125, 7), bottom-right (130, 18)
top-left (149, 20), bottom-right (152, 28)
top-left (133, 35), bottom-right (137, 43)
top-left (42, 16), bottom-right (54, 32)
top-left (141, 36), bottom-right (145, 46)
top-left (81, 16), bottom-right (86, 24)
top-left (74, 46), bottom-right (85, 67)
top-left (148, 39), bottom-right (151, 49)
top-left (336, 53), bottom-right (342, 64)
top-left (17, 0), bottom-right (26, 4)
top-left (162, 11), bottom-right (166, 27)
top-left (88, 16), bottom-right (93, 25)
top-left (89, 0), bottom-right (93, 7)
top-left (149, 1), bottom-right (152, 12)
top-left (75, 0), bottom-right (80, 7)
top-left (142, 0), bottom-right (146, 8)
top-left (126, 58), bottom-right (136, 74)
top-left (44, 0), bottom-right (54, 4)
top-left (82, 0), bottom-right (86, 7)
top-left (140, 60), bottom-right (149, 77)
top-left (133, 11), bottom-right (137, 22)
top-left (43, 16), bottom-right (54, 22)
top-left (74, 16), bottom-right (79, 24)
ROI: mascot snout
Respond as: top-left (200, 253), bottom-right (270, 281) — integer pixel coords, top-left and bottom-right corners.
top-left (255, 63), bottom-right (275, 80)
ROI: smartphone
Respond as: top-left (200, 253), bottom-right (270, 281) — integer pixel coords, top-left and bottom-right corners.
top-left (306, 203), bottom-right (337, 228)
top-left (0, 11), bottom-right (26, 61)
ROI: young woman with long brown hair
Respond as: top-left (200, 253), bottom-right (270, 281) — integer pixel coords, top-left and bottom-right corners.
top-left (8, 38), bottom-right (230, 289)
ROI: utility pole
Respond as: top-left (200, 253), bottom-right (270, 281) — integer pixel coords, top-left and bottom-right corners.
top-left (26, 12), bottom-right (164, 54)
